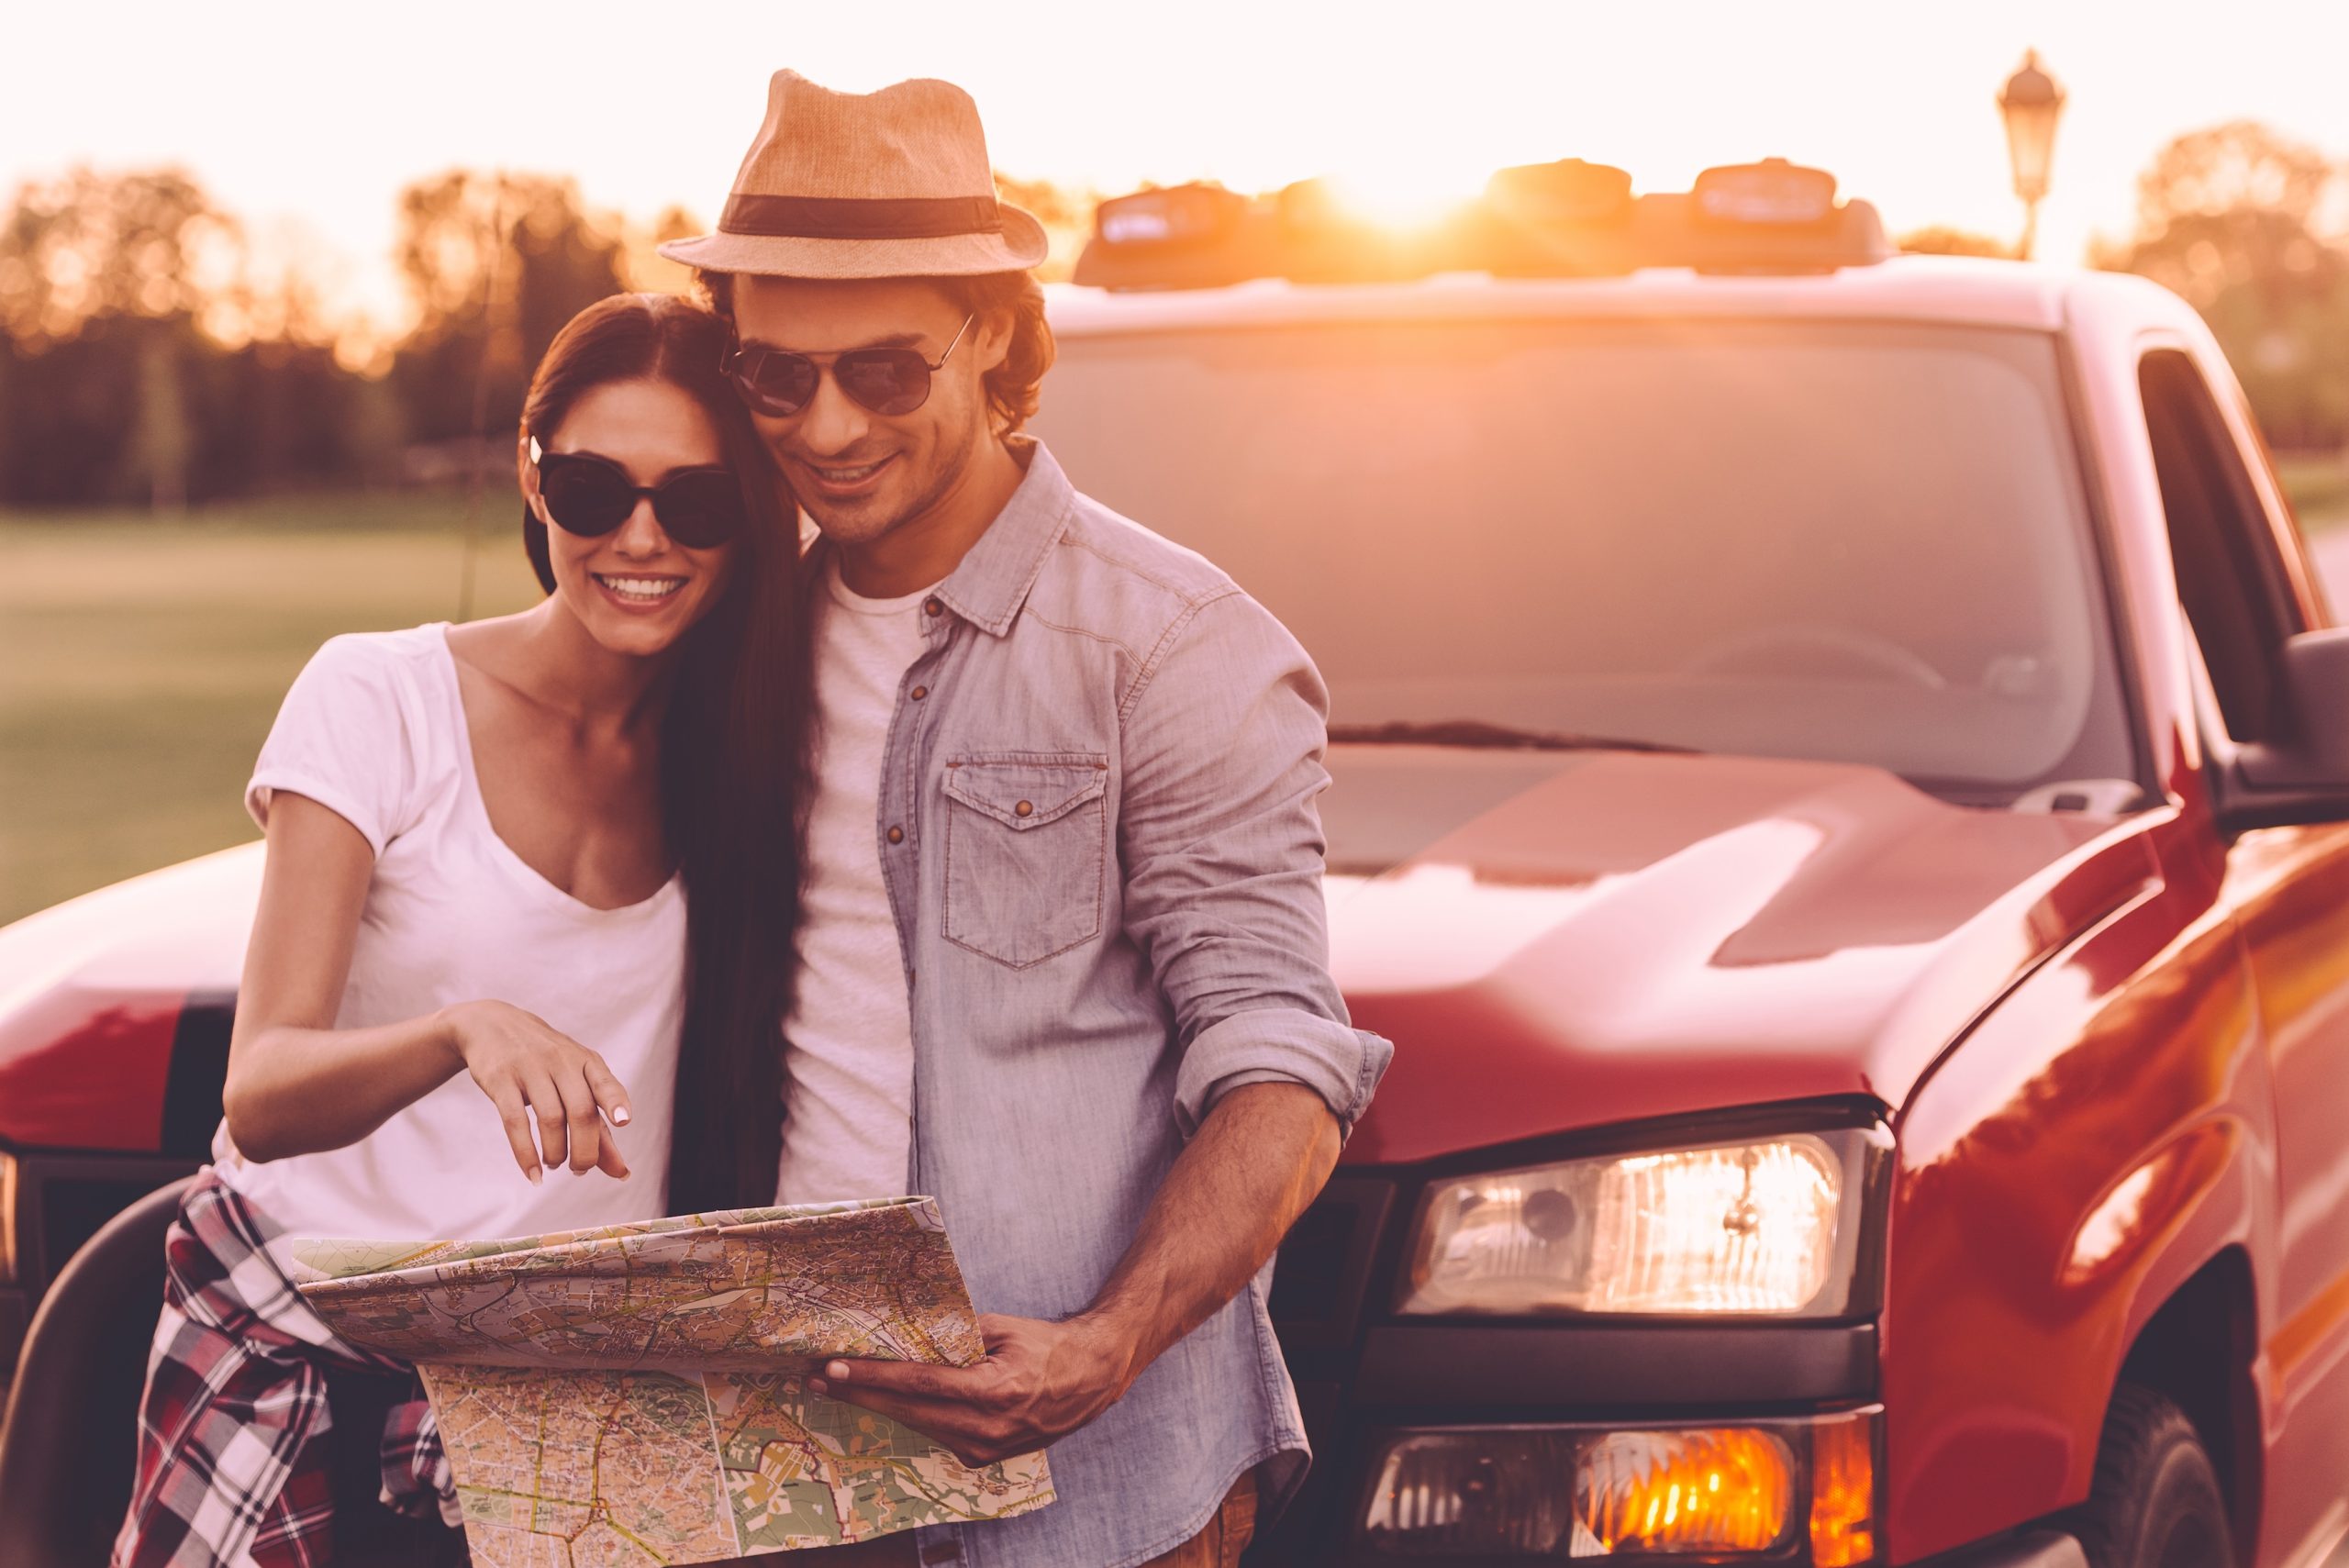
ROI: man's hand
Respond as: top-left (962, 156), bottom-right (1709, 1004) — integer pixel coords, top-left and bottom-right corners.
top-left (811, 1084), bottom-right (1339, 1466)
top-left (809, 1313), bottom-right (1135, 1467)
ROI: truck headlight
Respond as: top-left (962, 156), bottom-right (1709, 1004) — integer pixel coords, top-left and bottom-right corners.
top-left (1398, 1120), bottom-right (1887, 1318)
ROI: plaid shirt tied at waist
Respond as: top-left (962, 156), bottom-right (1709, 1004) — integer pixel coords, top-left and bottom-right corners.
top-left (112, 1169), bottom-right (458, 1568)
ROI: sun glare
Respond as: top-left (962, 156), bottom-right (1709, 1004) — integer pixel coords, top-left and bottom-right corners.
top-left (1322, 162), bottom-right (1490, 232)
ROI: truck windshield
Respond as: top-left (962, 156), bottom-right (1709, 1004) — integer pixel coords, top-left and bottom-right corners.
top-left (1034, 317), bottom-right (2136, 798)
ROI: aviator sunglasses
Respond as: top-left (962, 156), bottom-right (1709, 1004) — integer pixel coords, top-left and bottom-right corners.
top-left (528, 438), bottom-right (746, 549)
top-left (720, 315), bottom-right (975, 418)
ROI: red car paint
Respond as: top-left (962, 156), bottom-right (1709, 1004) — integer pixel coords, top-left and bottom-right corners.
top-left (0, 846), bottom-right (257, 1152)
top-left (1330, 750), bottom-right (2139, 1167)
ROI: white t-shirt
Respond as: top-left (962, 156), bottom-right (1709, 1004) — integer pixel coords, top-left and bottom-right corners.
top-left (773, 561), bottom-right (931, 1205)
top-left (216, 622), bottom-right (683, 1247)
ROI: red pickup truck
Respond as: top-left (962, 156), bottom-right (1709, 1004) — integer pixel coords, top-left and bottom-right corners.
top-left (7, 161), bottom-right (2349, 1568)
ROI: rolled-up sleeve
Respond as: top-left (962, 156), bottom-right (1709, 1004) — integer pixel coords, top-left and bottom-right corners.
top-left (1117, 588), bottom-right (1394, 1136)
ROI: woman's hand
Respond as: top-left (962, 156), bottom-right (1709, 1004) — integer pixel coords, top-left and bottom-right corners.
top-left (225, 797), bottom-right (643, 1173)
top-left (437, 1000), bottom-right (634, 1183)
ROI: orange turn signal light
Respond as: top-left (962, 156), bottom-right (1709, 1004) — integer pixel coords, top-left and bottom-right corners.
top-left (1809, 1410), bottom-right (1878, 1566)
top-left (1575, 1428), bottom-right (1794, 1552)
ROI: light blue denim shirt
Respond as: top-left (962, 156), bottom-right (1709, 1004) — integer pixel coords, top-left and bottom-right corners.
top-left (849, 439), bottom-right (1390, 1568)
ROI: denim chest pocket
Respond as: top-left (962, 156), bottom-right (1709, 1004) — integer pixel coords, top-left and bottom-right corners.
top-left (941, 752), bottom-right (1109, 969)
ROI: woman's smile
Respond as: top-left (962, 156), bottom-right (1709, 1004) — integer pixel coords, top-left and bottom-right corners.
top-left (591, 572), bottom-right (689, 608)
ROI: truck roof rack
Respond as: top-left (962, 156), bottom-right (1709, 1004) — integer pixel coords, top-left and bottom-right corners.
top-left (1072, 159), bottom-right (1894, 292)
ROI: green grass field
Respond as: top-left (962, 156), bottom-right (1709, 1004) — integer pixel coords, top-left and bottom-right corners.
top-left (6, 462), bottom-right (2349, 929)
top-left (0, 492), bottom-right (545, 925)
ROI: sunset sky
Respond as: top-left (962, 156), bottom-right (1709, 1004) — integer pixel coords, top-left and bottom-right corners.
top-left (9, 0), bottom-right (2349, 338)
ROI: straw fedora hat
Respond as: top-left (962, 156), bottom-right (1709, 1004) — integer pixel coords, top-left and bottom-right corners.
top-left (659, 70), bottom-right (1049, 279)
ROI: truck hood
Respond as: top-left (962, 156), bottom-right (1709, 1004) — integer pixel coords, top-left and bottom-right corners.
top-left (1326, 748), bottom-right (2158, 1165)
top-left (1, 752), bottom-right (2159, 1164)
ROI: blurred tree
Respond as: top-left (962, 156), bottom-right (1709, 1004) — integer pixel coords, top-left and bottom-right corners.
top-left (0, 168), bottom-right (398, 506)
top-left (338, 374), bottom-right (411, 485)
top-left (1898, 227), bottom-right (2013, 258)
top-left (0, 167), bottom-right (240, 507)
top-left (618, 204), bottom-right (705, 295)
top-left (0, 167), bottom-right (232, 342)
top-left (994, 172), bottom-right (1092, 233)
top-left (0, 167), bottom-right (696, 509)
top-left (2104, 121), bottom-right (2349, 448)
top-left (2115, 120), bottom-right (2339, 307)
top-left (996, 172), bottom-right (1098, 282)
top-left (135, 333), bottom-right (193, 511)
top-left (387, 171), bottom-right (626, 448)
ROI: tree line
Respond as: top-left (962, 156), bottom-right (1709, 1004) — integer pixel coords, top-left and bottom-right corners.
top-left (1910, 123), bottom-right (2349, 451)
top-left (0, 166), bottom-right (711, 509)
top-left (2097, 121), bottom-right (2349, 450)
top-left (6, 123), bottom-right (2348, 512)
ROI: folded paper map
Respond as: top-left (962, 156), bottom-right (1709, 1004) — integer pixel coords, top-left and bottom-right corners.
top-left (289, 1196), bottom-right (1054, 1563)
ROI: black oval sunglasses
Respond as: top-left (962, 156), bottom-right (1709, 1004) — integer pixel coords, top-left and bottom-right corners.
top-left (528, 438), bottom-right (745, 549)
top-left (721, 315), bottom-right (975, 418)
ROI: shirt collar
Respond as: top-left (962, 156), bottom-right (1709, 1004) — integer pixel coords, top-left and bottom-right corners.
top-left (931, 437), bottom-right (1074, 639)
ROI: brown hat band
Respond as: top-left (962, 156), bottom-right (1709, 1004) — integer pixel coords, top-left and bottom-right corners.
top-left (718, 193), bottom-right (1005, 240)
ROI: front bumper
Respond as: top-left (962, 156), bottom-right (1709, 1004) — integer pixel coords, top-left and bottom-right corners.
top-left (0, 1146), bottom-right (198, 1382)
top-left (1915, 1531), bottom-right (2087, 1568)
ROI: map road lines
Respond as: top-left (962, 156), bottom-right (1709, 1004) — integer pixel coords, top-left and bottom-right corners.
top-left (297, 1198), bottom-right (1055, 1562)
top-left (424, 1366), bottom-right (740, 1566)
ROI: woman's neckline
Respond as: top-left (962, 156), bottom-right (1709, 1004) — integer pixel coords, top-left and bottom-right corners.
top-left (429, 622), bottom-right (682, 917)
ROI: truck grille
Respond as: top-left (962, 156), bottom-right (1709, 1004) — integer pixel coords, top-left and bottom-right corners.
top-left (1272, 1175), bottom-right (1397, 1352)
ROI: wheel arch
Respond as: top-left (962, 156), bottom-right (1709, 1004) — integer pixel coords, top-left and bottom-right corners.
top-left (2109, 1244), bottom-right (2263, 1564)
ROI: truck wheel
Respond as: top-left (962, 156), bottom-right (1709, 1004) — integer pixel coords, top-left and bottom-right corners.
top-left (2065, 1384), bottom-right (2234, 1568)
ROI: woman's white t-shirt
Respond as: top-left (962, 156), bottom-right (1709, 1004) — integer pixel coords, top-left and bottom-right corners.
top-left (214, 622), bottom-right (684, 1246)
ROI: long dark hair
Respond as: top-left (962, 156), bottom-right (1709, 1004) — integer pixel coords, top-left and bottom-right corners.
top-left (518, 292), bottom-right (805, 1212)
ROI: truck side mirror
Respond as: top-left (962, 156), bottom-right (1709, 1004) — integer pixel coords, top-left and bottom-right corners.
top-left (2216, 627), bottom-right (2349, 830)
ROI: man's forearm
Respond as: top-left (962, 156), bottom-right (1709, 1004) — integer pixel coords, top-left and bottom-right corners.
top-left (812, 1081), bottom-right (1344, 1466)
top-left (1076, 1081), bottom-right (1342, 1391)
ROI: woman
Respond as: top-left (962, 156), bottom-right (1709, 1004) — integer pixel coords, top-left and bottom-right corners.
top-left (113, 293), bottom-right (806, 1568)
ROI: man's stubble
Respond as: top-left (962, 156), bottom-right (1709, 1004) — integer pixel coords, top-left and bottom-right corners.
top-left (776, 407), bottom-right (987, 559)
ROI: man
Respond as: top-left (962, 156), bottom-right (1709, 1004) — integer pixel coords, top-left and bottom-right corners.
top-left (659, 71), bottom-right (1390, 1568)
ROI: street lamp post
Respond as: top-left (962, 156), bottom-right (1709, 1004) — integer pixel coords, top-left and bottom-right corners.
top-left (1998, 50), bottom-right (2066, 261)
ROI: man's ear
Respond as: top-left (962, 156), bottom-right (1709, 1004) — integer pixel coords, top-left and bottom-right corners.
top-left (974, 309), bottom-right (1014, 376)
